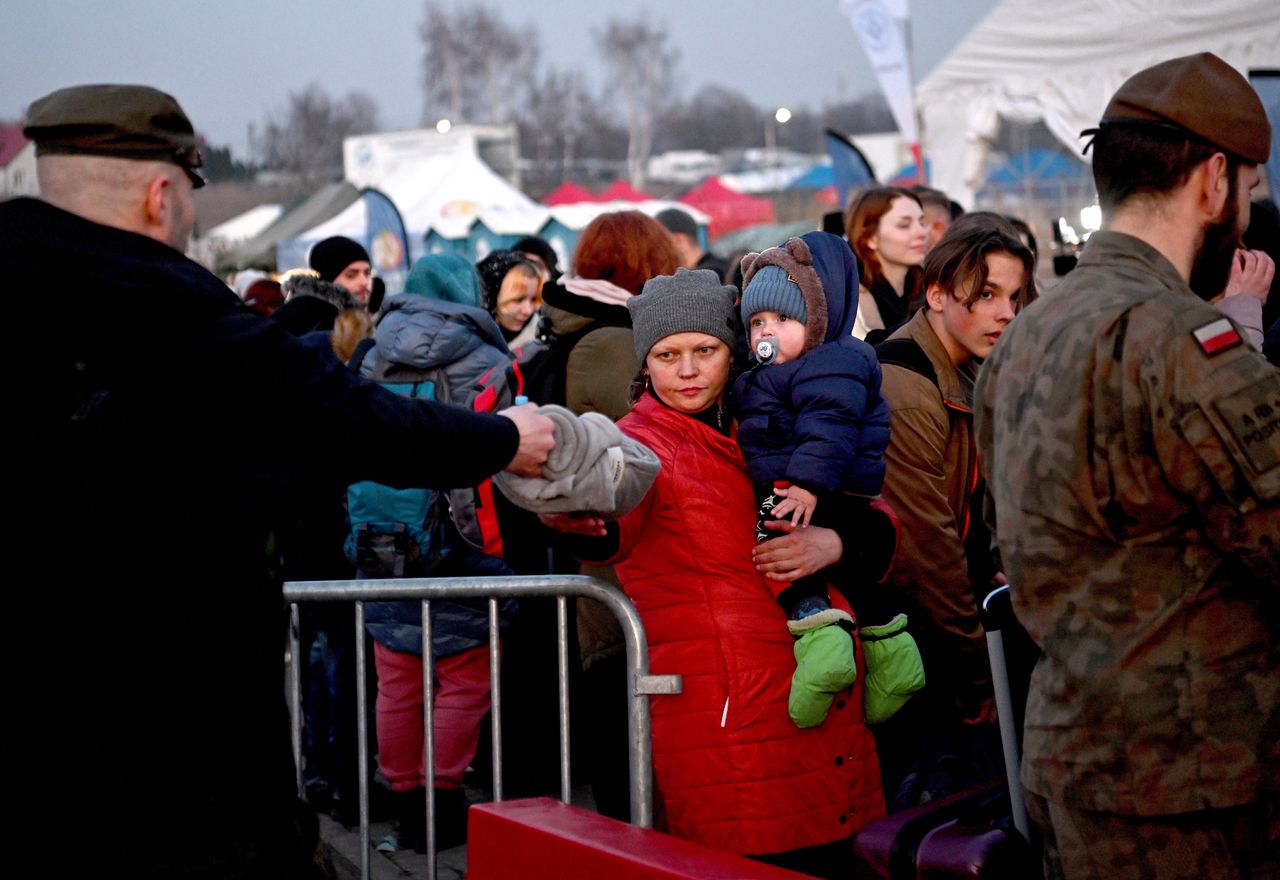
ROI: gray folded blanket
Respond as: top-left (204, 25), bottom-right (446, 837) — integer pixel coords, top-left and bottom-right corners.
top-left (493, 405), bottom-right (660, 518)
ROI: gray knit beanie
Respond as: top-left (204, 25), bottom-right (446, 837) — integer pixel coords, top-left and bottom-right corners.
top-left (740, 265), bottom-right (808, 325)
top-left (627, 267), bottom-right (740, 361)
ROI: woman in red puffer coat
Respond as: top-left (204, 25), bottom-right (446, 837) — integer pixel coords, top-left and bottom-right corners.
top-left (544, 268), bottom-right (883, 878)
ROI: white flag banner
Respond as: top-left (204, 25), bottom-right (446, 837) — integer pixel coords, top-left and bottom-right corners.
top-left (880, 0), bottom-right (909, 19)
top-left (841, 0), bottom-right (919, 144)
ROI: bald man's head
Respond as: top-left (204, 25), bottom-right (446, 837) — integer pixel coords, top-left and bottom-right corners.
top-left (38, 154), bottom-right (196, 252)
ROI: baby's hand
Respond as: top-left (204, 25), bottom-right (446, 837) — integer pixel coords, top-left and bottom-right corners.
top-left (1222, 248), bottom-right (1274, 304)
top-left (770, 485), bottom-right (819, 527)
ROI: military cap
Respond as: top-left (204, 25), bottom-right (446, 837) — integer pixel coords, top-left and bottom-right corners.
top-left (24, 84), bottom-right (205, 188)
top-left (1096, 52), bottom-right (1270, 164)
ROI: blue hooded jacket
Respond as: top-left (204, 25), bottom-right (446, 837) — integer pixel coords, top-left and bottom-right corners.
top-left (732, 231), bottom-right (890, 495)
top-left (357, 253), bottom-right (516, 656)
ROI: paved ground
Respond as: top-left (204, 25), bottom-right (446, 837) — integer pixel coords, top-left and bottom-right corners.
top-left (316, 782), bottom-right (597, 880)
top-left (318, 811), bottom-right (469, 880)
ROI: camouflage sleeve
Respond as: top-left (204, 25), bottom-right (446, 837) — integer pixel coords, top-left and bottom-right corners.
top-left (1149, 326), bottom-right (1280, 581)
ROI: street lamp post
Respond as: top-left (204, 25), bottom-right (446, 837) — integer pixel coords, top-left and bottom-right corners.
top-left (766, 106), bottom-right (792, 183)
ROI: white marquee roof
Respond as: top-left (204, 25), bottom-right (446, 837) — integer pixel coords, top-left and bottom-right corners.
top-left (917, 0), bottom-right (1280, 205)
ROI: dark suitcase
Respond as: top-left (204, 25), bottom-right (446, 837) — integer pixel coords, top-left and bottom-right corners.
top-left (853, 781), bottom-right (1005, 880)
top-left (911, 783), bottom-right (1036, 878)
top-left (852, 586), bottom-right (1040, 880)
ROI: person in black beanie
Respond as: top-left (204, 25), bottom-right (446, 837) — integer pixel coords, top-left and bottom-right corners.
top-left (310, 235), bottom-right (373, 304)
top-left (513, 234), bottom-right (561, 284)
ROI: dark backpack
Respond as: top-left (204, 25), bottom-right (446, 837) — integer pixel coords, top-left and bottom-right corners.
top-left (345, 357), bottom-right (518, 577)
top-left (345, 373), bottom-right (450, 578)
top-left (874, 337), bottom-right (937, 387)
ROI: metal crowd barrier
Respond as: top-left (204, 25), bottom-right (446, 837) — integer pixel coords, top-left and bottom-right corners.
top-left (284, 575), bottom-right (681, 880)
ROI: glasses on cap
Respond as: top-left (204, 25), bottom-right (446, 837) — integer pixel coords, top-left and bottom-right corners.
top-left (174, 144), bottom-right (206, 188)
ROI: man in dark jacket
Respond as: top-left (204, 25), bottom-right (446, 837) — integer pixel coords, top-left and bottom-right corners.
top-left (309, 235), bottom-right (373, 305)
top-left (4, 84), bottom-right (553, 878)
top-left (655, 206), bottom-right (729, 279)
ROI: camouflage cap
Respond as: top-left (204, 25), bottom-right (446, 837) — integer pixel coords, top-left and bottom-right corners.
top-left (1098, 52), bottom-right (1270, 164)
top-left (24, 84), bottom-right (205, 188)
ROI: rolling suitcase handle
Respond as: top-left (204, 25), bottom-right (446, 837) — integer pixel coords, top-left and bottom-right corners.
top-left (980, 585), bottom-right (1031, 843)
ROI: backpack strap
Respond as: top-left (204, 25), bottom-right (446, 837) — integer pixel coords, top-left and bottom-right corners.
top-left (875, 337), bottom-right (938, 389)
top-left (346, 336), bottom-right (376, 373)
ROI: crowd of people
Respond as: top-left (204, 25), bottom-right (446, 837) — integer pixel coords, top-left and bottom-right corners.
top-left (5, 49), bottom-right (1277, 880)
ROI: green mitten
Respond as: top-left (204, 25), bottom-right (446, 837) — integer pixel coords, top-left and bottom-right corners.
top-left (789, 613), bottom-right (857, 729)
top-left (860, 613), bottom-right (926, 724)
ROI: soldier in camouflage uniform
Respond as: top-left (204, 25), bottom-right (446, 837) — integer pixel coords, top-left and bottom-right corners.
top-left (974, 53), bottom-right (1279, 879)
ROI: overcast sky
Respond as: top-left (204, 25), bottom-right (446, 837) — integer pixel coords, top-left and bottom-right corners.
top-left (2, 0), bottom-right (997, 157)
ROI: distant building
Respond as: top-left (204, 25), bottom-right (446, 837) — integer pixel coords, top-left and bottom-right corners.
top-left (646, 150), bottom-right (723, 186)
top-left (0, 123), bottom-right (36, 200)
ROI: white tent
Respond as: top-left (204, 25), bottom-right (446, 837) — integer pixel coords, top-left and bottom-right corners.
top-left (917, 0), bottom-right (1280, 207)
top-left (386, 152), bottom-right (549, 245)
top-left (203, 203), bottom-right (284, 243)
top-left (192, 203), bottom-right (283, 270)
top-left (297, 151), bottom-right (548, 264)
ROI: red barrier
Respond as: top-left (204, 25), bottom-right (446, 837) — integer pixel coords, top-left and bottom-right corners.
top-left (468, 798), bottom-right (810, 880)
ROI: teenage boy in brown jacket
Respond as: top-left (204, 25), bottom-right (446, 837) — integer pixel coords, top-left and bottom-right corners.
top-left (873, 213), bottom-right (1036, 806)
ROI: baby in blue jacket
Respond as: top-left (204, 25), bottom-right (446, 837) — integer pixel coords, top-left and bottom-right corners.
top-left (734, 232), bottom-right (910, 727)
top-left (734, 230), bottom-right (890, 566)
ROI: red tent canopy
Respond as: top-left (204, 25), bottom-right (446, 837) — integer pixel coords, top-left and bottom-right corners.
top-left (598, 179), bottom-right (652, 202)
top-left (679, 176), bottom-right (775, 240)
top-left (543, 181), bottom-right (599, 206)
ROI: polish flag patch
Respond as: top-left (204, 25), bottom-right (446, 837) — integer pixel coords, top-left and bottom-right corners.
top-left (1192, 318), bottom-right (1241, 356)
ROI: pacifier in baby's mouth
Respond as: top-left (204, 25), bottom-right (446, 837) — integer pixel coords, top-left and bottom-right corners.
top-left (754, 338), bottom-right (777, 364)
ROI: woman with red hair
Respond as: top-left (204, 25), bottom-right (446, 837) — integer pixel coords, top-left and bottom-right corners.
top-left (845, 187), bottom-right (928, 345)
top-left (539, 210), bottom-right (682, 421)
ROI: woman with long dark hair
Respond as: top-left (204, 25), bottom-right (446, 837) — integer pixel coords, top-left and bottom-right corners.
top-left (845, 187), bottom-right (928, 344)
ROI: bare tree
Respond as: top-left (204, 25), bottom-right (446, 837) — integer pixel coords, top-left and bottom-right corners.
top-left (656, 85), bottom-right (764, 153)
top-left (519, 68), bottom-right (573, 175)
top-left (261, 85), bottom-right (379, 188)
top-left (419, 1), bottom-right (538, 125)
top-left (520, 68), bottom-right (607, 177)
top-left (594, 17), bottom-right (679, 189)
top-left (517, 67), bottom-right (630, 190)
top-left (825, 93), bottom-right (897, 136)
